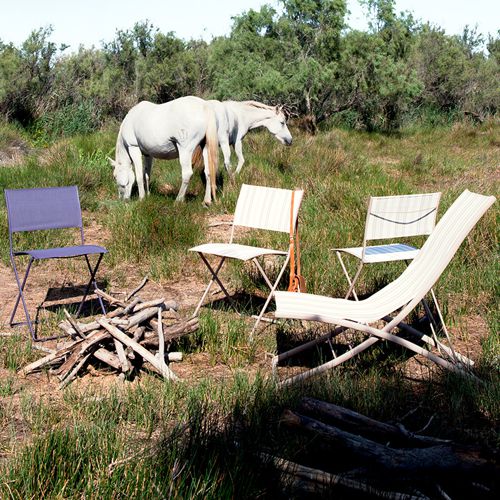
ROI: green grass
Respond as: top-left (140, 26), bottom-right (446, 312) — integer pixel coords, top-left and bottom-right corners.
top-left (0, 119), bottom-right (498, 497)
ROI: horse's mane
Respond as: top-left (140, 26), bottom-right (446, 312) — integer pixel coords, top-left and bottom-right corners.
top-left (240, 100), bottom-right (277, 112)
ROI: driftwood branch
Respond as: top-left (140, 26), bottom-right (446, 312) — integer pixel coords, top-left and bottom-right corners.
top-left (125, 276), bottom-right (148, 301)
top-left (281, 410), bottom-right (495, 479)
top-left (98, 319), bottom-right (177, 380)
top-left (299, 397), bottom-right (450, 447)
top-left (263, 453), bottom-right (428, 500)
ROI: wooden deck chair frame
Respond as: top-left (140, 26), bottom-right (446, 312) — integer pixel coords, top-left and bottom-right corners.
top-left (273, 190), bottom-right (495, 386)
top-left (5, 186), bottom-right (108, 341)
top-left (190, 184), bottom-right (304, 338)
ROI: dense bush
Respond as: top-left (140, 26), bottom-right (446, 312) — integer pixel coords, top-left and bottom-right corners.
top-left (0, 0), bottom-right (498, 133)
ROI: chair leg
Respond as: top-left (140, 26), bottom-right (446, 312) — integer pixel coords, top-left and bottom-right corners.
top-left (76, 254), bottom-right (105, 317)
top-left (192, 255), bottom-right (234, 317)
top-left (336, 252), bottom-right (361, 300)
top-left (9, 256), bottom-right (37, 340)
top-left (279, 336), bottom-right (379, 387)
top-left (250, 255), bottom-right (290, 340)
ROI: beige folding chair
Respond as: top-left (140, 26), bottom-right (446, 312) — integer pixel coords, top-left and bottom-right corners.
top-left (335, 192), bottom-right (442, 300)
top-left (273, 190), bottom-right (495, 386)
top-left (190, 184), bottom-right (304, 337)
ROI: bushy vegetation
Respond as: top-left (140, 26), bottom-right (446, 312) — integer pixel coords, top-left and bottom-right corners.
top-left (0, 0), bottom-right (498, 135)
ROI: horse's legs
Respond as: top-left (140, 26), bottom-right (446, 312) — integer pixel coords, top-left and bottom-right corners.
top-left (220, 139), bottom-right (232, 174)
top-left (202, 146), bottom-right (212, 205)
top-left (176, 148), bottom-right (193, 202)
top-left (128, 146), bottom-right (146, 199)
top-left (144, 155), bottom-right (153, 195)
top-left (234, 139), bottom-right (245, 174)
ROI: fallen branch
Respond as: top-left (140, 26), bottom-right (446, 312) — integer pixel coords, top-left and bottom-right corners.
top-left (263, 453), bottom-right (428, 500)
top-left (299, 397), bottom-right (450, 447)
top-left (281, 410), bottom-right (495, 479)
top-left (125, 276), bottom-right (149, 302)
top-left (98, 319), bottom-right (177, 380)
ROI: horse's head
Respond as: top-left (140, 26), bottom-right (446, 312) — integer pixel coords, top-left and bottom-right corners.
top-left (265, 106), bottom-right (292, 146)
top-left (108, 157), bottom-right (135, 199)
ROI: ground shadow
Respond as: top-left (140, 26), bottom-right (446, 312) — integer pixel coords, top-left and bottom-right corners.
top-left (197, 290), bottom-right (269, 318)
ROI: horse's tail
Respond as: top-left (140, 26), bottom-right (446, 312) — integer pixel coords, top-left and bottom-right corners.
top-left (204, 105), bottom-right (219, 201)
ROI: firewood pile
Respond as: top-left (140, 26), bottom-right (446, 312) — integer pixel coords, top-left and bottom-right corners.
top-left (19, 278), bottom-right (199, 388)
top-left (267, 397), bottom-right (497, 499)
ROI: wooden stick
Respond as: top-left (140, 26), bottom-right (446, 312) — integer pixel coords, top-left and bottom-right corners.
top-left (98, 319), bottom-right (177, 380)
top-left (126, 307), bottom-right (160, 330)
top-left (157, 308), bottom-right (165, 363)
top-left (262, 453), bottom-right (428, 500)
top-left (125, 276), bottom-right (149, 302)
top-left (63, 308), bottom-right (86, 338)
top-left (59, 352), bottom-right (92, 389)
top-left (143, 317), bottom-right (199, 347)
top-left (54, 330), bottom-right (111, 377)
top-left (95, 288), bottom-right (126, 307)
top-left (299, 398), bottom-right (451, 447)
top-left (133, 297), bottom-right (166, 313)
top-left (93, 348), bottom-right (121, 371)
top-left (106, 307), bottom-right (125, 319)
top-left (114, 338), bottom-right (132, 374)
top-left (281, 410), bottom-right (494, 477)
top-left (19, 339), bottom-right (85, 376)
top-left (122, 297), bottom-right (141, 315)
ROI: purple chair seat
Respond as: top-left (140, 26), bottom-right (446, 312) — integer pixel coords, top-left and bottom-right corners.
top-left (15, 245), bottom-right (108, 260)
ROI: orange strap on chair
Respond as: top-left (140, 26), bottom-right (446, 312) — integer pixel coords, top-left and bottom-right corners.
top-left (288, 190), bottom-right (306, 293)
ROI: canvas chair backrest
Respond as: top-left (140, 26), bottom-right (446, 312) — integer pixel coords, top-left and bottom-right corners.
top-left (364, 192), bottom-right (441, 242)
top-left (363, 190), bottom-right (495, 324)
top-left (232, 184), bottom-right (304, 234)
top-left (5, 186), bottom-right (85, 250)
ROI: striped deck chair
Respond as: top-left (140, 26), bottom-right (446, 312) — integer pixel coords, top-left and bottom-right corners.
top-left (190, 184), bottom-right (304, 337)
top-left (273, 190), bottom-right (495, 386)
top-left (334, 192), bottom-right (442, 300)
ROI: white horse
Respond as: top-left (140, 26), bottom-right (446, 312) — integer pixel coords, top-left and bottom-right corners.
top-left (109, 96), bottom-right (218, 204)
top-left (207, 100), bottom-right (292, 175)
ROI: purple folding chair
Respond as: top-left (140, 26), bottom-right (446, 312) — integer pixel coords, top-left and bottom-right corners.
top-left (5, 186), bottom-right (107, 341)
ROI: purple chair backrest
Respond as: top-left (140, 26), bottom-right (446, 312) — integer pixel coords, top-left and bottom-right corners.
top-left (5, 186), bottom-right (84, 235)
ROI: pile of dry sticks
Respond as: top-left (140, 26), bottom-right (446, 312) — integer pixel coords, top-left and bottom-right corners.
top-left (19, 278), bottom-right (199, 388)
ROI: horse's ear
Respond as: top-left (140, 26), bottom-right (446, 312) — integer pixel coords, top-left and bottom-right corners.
top-left (107, 156), bottom-right (116, 167)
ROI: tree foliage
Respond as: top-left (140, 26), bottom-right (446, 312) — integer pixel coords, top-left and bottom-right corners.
top-left (0, 1), bottom-right (498, 134)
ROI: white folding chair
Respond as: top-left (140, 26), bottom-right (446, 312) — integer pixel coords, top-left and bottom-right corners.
top-left (335, 192), bottom-right (442, 300)
top-left (190, 184), bottom-right (304, 337)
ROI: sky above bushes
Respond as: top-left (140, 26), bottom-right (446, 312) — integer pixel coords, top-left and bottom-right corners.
top-left (0, 0), bottom-right (498, 52)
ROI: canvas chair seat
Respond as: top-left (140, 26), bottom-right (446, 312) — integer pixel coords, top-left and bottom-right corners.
top-left (273, 190), bottom-right (495, 386)
top-left (190, 183), bottom-right (304, 338)
top-left (190, 243), bottom-right (287, 261)
top-left (335, 243), bottom-right (419, 264)
top-left (15, 244), bottom-right (107, 260)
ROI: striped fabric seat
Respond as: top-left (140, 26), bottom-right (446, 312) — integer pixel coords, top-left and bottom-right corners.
top-left (273, 190), bottom-right (496, 386)
top-left (189, 243), bottom-right (287, 261)
top-left (190, 184), bottom-right (304, 337)
top-left (340, 243), bottom-right (419, 263)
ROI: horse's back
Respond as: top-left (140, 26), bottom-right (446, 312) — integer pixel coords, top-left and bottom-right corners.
top-left (120, 97), bottom-right (213, 156)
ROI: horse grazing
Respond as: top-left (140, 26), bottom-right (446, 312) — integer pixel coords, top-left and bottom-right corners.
top-left (207, 100), bottom-right (292, 175)
top-left (109, 96), bottom-right (218, 204)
